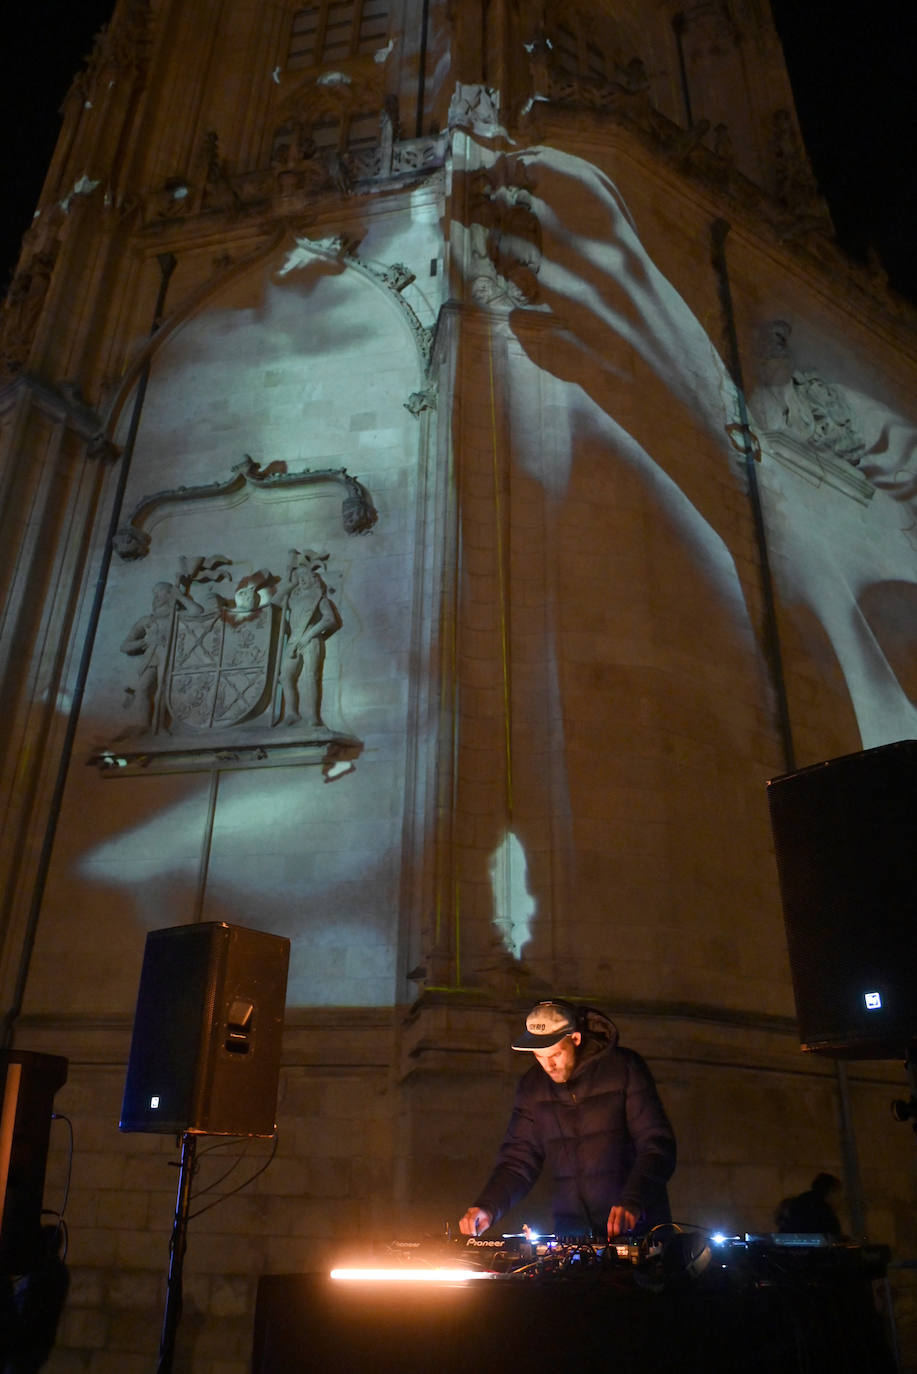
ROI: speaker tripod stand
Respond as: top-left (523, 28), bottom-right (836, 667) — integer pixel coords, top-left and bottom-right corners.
top-left (158, 1131), bottom-right (197, 1374)
top-left (891, 1044), bottom-right (917, 1133)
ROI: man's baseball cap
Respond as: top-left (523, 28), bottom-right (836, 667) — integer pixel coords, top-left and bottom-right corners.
top-left (512, 1000), bottom-right (578, 1051)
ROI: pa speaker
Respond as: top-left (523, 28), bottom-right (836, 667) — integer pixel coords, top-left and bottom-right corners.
top-left (0, 1050), bottom-right (68, 1272)
top-left (766, 739), bottom-right (917, 1058)
top-left (120, 922), bottom-right (290, 1135)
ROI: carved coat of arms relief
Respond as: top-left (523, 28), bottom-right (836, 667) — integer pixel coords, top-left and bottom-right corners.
top-left (94, 459), bottom-right (373, 775)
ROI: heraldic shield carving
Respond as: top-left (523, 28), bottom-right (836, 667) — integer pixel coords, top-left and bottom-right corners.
top-left (95, 548), bottom-right (361, 776)
top-left (92, 458), bottom-right (372, 776)
top-left (167, 603), bottom-right (276, 731)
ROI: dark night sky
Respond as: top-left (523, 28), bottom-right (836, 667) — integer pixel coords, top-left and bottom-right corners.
top-left (1, 1), bottom-right (915, 302)
top-left (770, 0), bottom-right (917, 305)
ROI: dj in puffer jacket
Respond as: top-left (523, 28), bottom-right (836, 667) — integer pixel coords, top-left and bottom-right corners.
top-left (472, 1006), bottom-right (676, 1237)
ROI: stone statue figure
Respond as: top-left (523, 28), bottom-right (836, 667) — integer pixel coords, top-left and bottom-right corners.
top-left (113, 549), bottom-right (345, 742)
top-left (789, 370), bottom-right (865, 463)
top-left (273, 549), bottom-right (342, 728)
top-left (117, 581), bottom-right (182, 734)
top-left (117, 555), bottom-right (233, 734)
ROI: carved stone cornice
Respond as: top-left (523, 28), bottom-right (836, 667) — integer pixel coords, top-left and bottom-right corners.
top-left (113, 454), bottom-right (377, 560)
top-left (129, 71), bottom-right (446, 233)
top-left (0, 373), bottom-right (107, 444)
top-left (89, 732), bottom-right (363, 779)
top-left (134, 126), bottom-right (446, 234)
top-left (512, 35), bottom-right (836, 242)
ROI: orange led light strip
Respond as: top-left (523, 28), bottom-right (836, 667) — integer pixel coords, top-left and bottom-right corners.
top-left (329, 1267), bottom-right (491, 1283)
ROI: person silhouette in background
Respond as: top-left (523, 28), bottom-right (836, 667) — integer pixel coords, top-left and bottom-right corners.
top-left (775, 1172), bottom-right (843, 1235)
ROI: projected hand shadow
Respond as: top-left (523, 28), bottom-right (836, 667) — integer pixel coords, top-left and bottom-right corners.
top-left (446, 136), bottom-right (917, 980)
top-left (460, 139), bottom-right (917, 750)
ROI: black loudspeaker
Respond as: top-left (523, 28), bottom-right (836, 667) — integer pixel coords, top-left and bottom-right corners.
top-left (120, 922), bottom-right (290, 1135)
top-left (766, 739), bottom-right (917, 1058)
top-left (0, 1050), bottom-right (68, 1272)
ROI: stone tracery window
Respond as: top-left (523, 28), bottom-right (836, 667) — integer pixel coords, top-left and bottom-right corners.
top-left (551, 21), bottom-right (608, 81)
top-left (287, 1), bottom-right (389, 69)
top-left (271, 108), bottom-right (379, 163)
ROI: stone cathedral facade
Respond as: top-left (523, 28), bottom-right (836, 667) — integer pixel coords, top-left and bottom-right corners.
top-left (1, 1), bottom-right (915, 1368)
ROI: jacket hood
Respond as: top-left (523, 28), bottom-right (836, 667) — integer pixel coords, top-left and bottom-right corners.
top-left (573, 1005), bottom-right (619, 1071)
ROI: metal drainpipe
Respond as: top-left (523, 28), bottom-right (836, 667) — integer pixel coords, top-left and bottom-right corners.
top-left (709, 219), bottom-right (866, 1245)
top-left (416, 0), bottom-right (430, 138)
top-left (709, 217), bottom-right (794, 773)
top-left (671, 14), bottom-right (694, 129)
top-left (0, 250), bottom-right (177, 1050)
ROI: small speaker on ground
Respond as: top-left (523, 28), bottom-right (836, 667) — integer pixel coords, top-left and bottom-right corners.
top-left (767, 739), bottom-right (917, 1058)
top-left (120, 922), bottom-right (290, 1135)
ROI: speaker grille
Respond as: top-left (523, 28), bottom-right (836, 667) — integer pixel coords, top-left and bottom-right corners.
top-left (120, 923), bottom-right (290, 1134)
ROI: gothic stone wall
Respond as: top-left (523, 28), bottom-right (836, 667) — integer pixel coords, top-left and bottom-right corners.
top-left (17, 116), bottom-right (917, 1374)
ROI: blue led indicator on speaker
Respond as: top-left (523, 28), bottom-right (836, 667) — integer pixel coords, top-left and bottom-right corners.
top-left (864, 992), bottom-right (882, 1011)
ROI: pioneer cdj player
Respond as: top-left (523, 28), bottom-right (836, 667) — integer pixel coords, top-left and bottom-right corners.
top-left (346, 1225), bottom-right (890, 1292)
top-left (256, 1228), bottom-right (895, 1373)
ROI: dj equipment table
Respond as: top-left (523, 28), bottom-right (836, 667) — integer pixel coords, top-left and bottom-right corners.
top-left (252, 1268), bottom-right (896, 1374)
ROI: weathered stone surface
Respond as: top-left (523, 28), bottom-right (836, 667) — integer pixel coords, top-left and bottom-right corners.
top-left (3, 2), bottom-right (916, 1372)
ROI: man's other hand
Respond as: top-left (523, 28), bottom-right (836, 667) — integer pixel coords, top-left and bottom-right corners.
top-left (606, 1205), bottom-right (638, 1238)
top-left (459, 1207), bottom-right (493, 1236)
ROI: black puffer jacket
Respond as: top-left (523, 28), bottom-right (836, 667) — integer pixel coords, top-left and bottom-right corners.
top-left (474, 1008), bottom-right (676, 1236)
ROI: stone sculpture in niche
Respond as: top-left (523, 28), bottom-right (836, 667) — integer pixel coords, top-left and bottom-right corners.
top-left (96, 458), bottom-right (368, 773)
top-left (115, 550), bottom-right (341, 740)
top-left (753, 319), bottom-right (873, 503)
top-left (118, 556), bottom-right (236, 733)
top-left (788, 372), bottom-right (866, 464)
top-left (118, 581), bottom-right (188, 733)
top-left (273, 550), bottom-right (342, 727)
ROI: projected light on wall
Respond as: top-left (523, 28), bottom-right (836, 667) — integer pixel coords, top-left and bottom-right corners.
top-left (60, 224), bottom-right (442, 1015)
top-left (457, 135), bottom-right (917, 751)
top-left (489, 830), bottom-right (535, 960)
